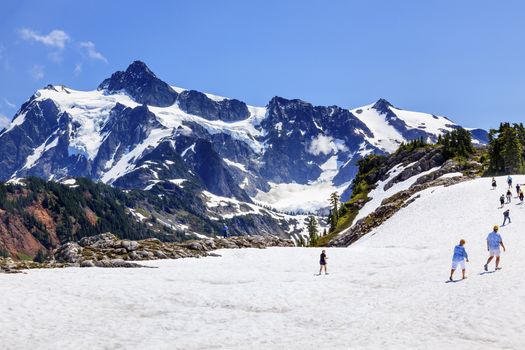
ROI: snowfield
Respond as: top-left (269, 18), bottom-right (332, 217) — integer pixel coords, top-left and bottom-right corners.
top-left (2, 176), bottom-right (525, 349)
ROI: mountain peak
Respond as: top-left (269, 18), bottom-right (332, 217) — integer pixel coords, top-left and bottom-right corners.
top-left (98, 61), bottom-right (177, 107)
top-left (372, 98), bottom-right (393, 113)
top-left (124, 60), bottom-right (155, 78)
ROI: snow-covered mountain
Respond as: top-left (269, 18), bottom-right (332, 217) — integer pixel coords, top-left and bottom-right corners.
top-left (0, 61), bottom-right (487, 214)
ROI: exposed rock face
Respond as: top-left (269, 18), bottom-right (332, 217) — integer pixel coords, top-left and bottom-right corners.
top-left (98, 60), bottom-right (178, 107)
top-left (383, 147), bottom-right (447, 190)
top-left (258, 96), bottom-right (373, 185)
top-left (177, 90), bottom-right (249, 121)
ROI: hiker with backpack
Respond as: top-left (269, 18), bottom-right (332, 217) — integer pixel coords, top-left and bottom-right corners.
top-left (500, 194), bottom-right (505, 208)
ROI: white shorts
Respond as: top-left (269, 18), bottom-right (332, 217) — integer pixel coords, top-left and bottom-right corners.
top-left (451, 260), bottom-right (465, 269)
top-left (489, 249), bottom-right (501, 257)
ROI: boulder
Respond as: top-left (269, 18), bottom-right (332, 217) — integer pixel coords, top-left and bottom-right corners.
top-left (80, 260), bottom-right (95, 268)
top-left (55, 242), bottom-right (83, 263)
top-left (79, 233), bottom-right (118, 249)
top-left (119, 240), bottom-right (139, 252)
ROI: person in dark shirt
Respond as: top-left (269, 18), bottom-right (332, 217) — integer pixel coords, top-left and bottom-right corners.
top-left (502, 209), bottom-right (511, 226)
top-left (506, 189), bottom-right (512, 204)
top-left (319, 250), bottom-right (328, 275)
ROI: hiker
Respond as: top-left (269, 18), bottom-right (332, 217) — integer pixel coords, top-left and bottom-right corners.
top-left (484, 225), bottom-right (506, 271)
top-left (516, 184), bottom-right (521, 197)
top-left (222, 224), bottom-right (229, 238)
top-left (506, 189), bottom-right (512, 204)
top-left (508, 175), bottom-right (513, 189)
top-left (500, 194), bottom-right (505, 208)
top-left (503, 209), bottom-right (511, 226)
top-left (492, 177), bottom-right (497, 189)
top-left (449, 239), bottom-right (469, 281)
top-left (520, 190), bottom-right (524, 203)
top-left (319, 250), bottom-right (328, 275)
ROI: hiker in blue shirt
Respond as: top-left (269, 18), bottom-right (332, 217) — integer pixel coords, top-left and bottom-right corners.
top-left (449, 239), bottom-right (469, 281)
top-left (484, 225), bottom-right (506, 271)
top-left (222, 224), bottom-right (229, 238)
top-left (507, 176), bottom-right (513, 189)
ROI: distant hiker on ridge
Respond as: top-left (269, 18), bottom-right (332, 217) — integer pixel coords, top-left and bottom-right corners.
top-left (319, 250), bottom-right (328, 275)
top-left (484, 225), bottom-right (506, 272)
top-left (449, 239), bottom-right (469, 281)
top-left (502, 209), bottom-right (511, 226)
top-left (491, 177), bottom-right (497, 190)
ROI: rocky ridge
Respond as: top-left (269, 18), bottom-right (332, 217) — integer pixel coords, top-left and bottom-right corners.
top-left (0, 233), bottom-right (294, 273)
top-left (329, 158), bottom-right (483, 247)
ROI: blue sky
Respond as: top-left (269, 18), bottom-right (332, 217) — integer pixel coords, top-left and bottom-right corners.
top-left (0, 0), bottom-right (524, 129)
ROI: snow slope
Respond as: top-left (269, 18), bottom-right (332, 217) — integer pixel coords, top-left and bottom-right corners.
top-left (352, 103), bottom-right (461, 153)
top-left (2, 176), bottom-right (525, 349)
top-left (352, 103), bottom-right (405, 152)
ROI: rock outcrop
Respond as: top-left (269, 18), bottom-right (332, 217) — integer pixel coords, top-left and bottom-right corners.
top-left (0, 233), bottom-right (294, 273)
top-left (329, 159), bottom-right (483, 247)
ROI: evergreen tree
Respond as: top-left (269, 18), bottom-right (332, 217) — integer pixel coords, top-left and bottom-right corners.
top-left (501, 124), bottom-right (523, 173)
top-left (329, 192), bottom-right (340, 231)
top-left (488, 123), bottom-right (525, 174)
top-left (437, 128), bottom-right (474, 159)
top-left (306, 216), bottom-right (319, 247)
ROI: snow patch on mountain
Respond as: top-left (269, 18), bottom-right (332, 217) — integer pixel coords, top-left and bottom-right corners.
top-left (390, 106), bottom-right (453, 135)
top-left (21, 134), bottom-right (59, 171)
top-left (223, 158), bottom-right (249, 172)
top-left (255, 155), bottom-right (351, 213)
top-left (352, 104), bottom-right (404, 152)
top-left (101, 128), bottom-right (172, 183)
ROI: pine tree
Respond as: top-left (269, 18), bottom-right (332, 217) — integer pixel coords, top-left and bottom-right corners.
top-left (306, 216), bottom-right (319, 247)
top-left (488, 123), bottom-right (525, 174)
top-left (438, 128), bottom-right (474, 159)
top-left (501, 125), bottom-right (524, 173)
top-left (329, 192), bottom-right (340, 231)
